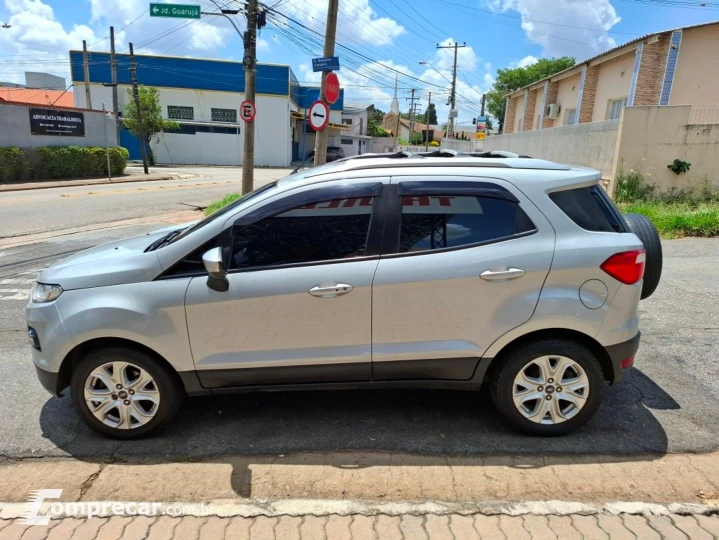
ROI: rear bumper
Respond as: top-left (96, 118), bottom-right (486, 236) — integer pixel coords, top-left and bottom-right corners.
top-left (604, 331), bottom-right (640, 384)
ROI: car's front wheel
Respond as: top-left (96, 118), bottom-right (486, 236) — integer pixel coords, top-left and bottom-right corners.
top-left (490, 339), bottom-right (605, 435)
top-left (70, 347), bottom-right (183, 439)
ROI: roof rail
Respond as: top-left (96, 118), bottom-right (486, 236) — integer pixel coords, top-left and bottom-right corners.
top-left (465, 151), bottom-right (532, 159)
top-left (342, 150), bottom-right (413, 161)
top-left (416, 149), bottom-right (458, 158)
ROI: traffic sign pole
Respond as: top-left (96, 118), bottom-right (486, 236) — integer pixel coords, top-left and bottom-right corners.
top-left (312, 0), bottom-right (339, 166)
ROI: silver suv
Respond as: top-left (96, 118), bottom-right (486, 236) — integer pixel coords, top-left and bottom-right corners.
top-left (27, 151), bottom-right (662, 439)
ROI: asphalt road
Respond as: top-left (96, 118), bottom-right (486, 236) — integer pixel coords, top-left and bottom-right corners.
top-left (0, 171), bottom-right (717, 462)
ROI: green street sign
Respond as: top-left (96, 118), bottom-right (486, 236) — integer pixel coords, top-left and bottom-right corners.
top-left (149, 3), bottom-right (201, 19)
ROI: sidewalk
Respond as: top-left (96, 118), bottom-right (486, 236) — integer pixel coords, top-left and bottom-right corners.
top-left (0, 169), bottom-right (197, 193)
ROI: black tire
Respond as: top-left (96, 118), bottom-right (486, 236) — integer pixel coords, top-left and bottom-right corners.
top-left (623, 213), bottom-right (663, 300)
top-left (490, 339), bottom-right (605, 436)
top-left (70, 347), bottom-right (184, 440)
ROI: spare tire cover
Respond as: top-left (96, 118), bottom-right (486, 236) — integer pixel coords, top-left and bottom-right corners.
top-left (623, 213), bottom-right (663, 300)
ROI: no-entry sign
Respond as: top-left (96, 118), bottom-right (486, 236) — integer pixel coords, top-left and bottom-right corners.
top-left (324, 73), bottom-right (340, 105)
top-left (308, 100), bottom-right (330, 131)
top-left (240, 100), bottom-right (256, 123)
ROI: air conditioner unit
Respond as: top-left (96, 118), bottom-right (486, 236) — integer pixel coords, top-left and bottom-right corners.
top-left (545, 103), bottom-right (560, 119)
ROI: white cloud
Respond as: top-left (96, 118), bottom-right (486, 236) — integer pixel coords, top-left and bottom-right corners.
top-left (487, 0), bottom-right (620, 60)
top-left (513, 55), bottom-right (539, 68)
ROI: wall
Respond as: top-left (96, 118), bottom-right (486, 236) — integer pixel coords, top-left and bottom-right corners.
top-left (532, 87), bottom-right (544, 129)
top-left (0, 102), bottom-right (118, 149)
top-left (610, 105), bottom-right (719, 194)
top-left (671, 25), bottom-right (719, 105)
top-left (513, 93), bottom-right (525, 133)
top-left (592, 53), bottom-right (634, 121)
top-left (633, 35), bottom-right (670, 106)
top-left (369, 137), bottom-right (397, 153)
top-left (483, 119), bottom-right (621, 178)
top-left (152, 131), bottom-right (242, 166)
top-left (555, 73), bottom-right (582, 126)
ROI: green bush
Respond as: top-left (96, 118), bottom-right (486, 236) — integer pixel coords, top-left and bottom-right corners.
top-left (0, 146), bottom-right (128, 182)
top-left (614, 169), bottom-right (655, 203)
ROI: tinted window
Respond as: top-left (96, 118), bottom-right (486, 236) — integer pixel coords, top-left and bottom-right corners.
top-left (549, 186), bottom-right (627, 233)
top-left (231, 197), bottom-right (375, 268)
top-left (399, 195), bottom-right (535, 253)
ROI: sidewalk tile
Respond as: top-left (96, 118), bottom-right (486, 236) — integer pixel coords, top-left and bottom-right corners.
top-left (472, 515), bottom-right (505, 540)
top-left (572, 515), bottom-right (609, 539)
top-left (671, 515), bottom-right (713, 540)
top-left (199, 517), bottom-right (229, 540)
top-left (622, 514), bottom-right (661, 539)
top-left (71, 517), bottom-right (108, 540)
top-left (298, 515), bottom-right (326, 540)
top-left (147, 515), bottom-right (181, 540)
top-left (349, 515), bottom-right (376, 540)
top-left (522, 515), bottom-right (557, 540)
top-left (399, 515), bottom-right (428, 540)
top-left (224, 517), bottom-right (252, 540)
top-left (46, 518), bottom-right (82, 539)
top-left (0, 521), bottom-right (30, 540)
top-left (596, 515), bottom-right (634, 539)
top-left (449, 515), bottom-right (480, 540)
top-left (274, 516), bottom-right (301, 540)
top-left (174, 516), bottom-right (207, 540)
top-left (375, 516), bottom-right (402, 540)
top-left (0, 520), bottom-right (13, 535)
top-left (424, 515), bottom-right (454, 540)
top-left (498, 514), bottom-right (529, 540)
top-left (122, 516), bottom-right (156, 539)
top-left (695, 515), bottom-right (719, 538)
top-left (95, 516), bottom-right (133, 540)
top-left (16, 520), bottom-right (58, 540)
top-left (645, 516), bottom-right (688, 539)
top-left (546, 516), bottom-right (581, 540)
top-left (249, 516), bottom-right (277, 540)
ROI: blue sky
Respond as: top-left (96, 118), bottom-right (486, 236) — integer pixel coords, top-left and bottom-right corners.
top-left (2, 0), bottom-right (718, 127)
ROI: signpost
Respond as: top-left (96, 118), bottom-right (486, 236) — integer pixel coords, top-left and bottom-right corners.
top-left (324, 73), bottom-right (340, 105)
top-left (312, 56), bottom-right (340, 72)
top-left (476, 115), bottom-right (486, 141)
top-left (29, 108), bottom-right (85, 137)
top-left (149, 3), bottom-right (201, 19)
top-left (239, 100), bottom-right (256, 123)
top-left (308, 100), bottom-right (330, 131)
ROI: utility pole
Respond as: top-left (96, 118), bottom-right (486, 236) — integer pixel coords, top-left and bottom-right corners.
top-left (480, 93), bottom-right (486, 117)
top-left (129, 43), bottom-right (149, 174)
top-left (110, 27), bottom-right (120, 140)
top-left (312, 0), bottom-right (340, 166)
top-left (242, 0), bottom-right (258, 195)
top-left (425, 91), bottom-right (432, 151)
top-left (82, 40), bottom-right (93, 110)
top-left (436, 41), bottom-right (466, 139)
top-left (405, 89), bottom-right (416, 144)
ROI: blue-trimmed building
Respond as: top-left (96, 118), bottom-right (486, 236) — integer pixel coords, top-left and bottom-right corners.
top-left (70, 51), bottom-right (346, 166)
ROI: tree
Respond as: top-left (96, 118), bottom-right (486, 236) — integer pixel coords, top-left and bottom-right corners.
top-left (368, 107), bottom-right (390, 137)
top-left (409, 131), bottom-right (424, 145)
top-left (425, 103), bottom-right (438, 125)
top-left (123, 86), bottom-right (179, 165)
top-left (486, 57), bottom-right (575, 134)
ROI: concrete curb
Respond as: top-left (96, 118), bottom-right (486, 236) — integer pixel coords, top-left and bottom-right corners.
top-left (0, 499), bottom-right (717, 520)
top-left (0, 173), bottom-right (198, 193)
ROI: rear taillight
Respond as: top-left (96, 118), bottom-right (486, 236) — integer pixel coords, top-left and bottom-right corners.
top-left (600, 249), bottom-right (646, 285)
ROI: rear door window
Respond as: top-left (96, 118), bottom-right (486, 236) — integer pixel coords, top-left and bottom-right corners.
top-left (549, 185), bottom-right (627, 233)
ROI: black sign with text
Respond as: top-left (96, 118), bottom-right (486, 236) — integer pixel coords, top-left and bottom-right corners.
top-left (29, 108), bottom-right (85, 137)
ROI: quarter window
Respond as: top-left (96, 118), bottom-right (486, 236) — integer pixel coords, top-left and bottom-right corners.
top-left (399, 195), bottom-right (535, 253)
top-left (230, 197), bottom-right (375, 269)
top-left (167, 105), bottom-right (194, 120)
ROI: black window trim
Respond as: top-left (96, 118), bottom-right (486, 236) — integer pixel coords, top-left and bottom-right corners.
top-left (380, 181), bottom-right (537, 258)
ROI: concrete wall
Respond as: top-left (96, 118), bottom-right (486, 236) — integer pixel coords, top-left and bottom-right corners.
top-left (610, 105), bottom-right (719, 194)
top-left (483, 119), bottom-right (621, 178)
top-left (671, 25), bottom-right (719, 105)
top-left (0, 102), bottom-right (117, 149)
top-left (592, 53), bottom-right (634, 121)
top-left (78, 83), bottom-right (292, 166)
top-left (555, 73), bottom-right (582, 126)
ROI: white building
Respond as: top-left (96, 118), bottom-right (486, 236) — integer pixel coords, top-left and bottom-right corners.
top-left (69, 51), bottom-right (346, 166)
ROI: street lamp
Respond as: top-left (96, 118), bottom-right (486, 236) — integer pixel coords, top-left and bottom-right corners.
top-left (1, 23), bottom-right (11, 29)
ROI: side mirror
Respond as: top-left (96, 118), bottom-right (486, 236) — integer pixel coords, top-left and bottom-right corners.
top-left (202, 247), bottom-right (229, 292)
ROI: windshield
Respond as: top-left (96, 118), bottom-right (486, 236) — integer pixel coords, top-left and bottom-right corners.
top-left (169, 181), bottom-right (277, 244)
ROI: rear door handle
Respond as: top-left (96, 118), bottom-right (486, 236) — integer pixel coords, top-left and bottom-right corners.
top-left (480, 268), bottom-right (526, 281)
top-left (308, 283), bottom-right (353, 298)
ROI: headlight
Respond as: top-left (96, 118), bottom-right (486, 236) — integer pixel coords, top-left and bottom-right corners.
top-left (31, 283), bottom-right (63, 303)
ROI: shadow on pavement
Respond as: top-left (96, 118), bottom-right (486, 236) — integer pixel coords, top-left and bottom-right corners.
top-left (38, 368), bottom-right (678, 497)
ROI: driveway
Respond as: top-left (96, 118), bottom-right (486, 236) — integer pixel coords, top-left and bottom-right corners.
top-left (0, 222), bottom-right (718, 460)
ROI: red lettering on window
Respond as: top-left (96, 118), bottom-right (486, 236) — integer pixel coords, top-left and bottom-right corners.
top-left (431, 196), bottom-right (454, 206)
top-left (359, 197), bottom-right (373, 207)
top-left (402, 196), bottom-right (430, 206)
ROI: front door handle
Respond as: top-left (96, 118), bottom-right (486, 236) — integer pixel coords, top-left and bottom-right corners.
top-left (308, 283), bottom-right (353, 298)
top-left (480, 268), bottom-right (526, 281)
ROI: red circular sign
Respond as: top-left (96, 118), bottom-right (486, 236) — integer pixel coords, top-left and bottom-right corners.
top-left (308, 100), bottom-right (330, 131)
top-left (324, 73), bottom-right (340, 105)
top-left (239, 100), bottom-right (256, 123)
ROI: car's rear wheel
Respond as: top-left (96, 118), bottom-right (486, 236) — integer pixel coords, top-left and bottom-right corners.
top-left (70, 347), bottom-right (183, 439)
top-left (623, 213), bottom-right (662, 299)
top-left (490, 339), bottom-right (605, 436)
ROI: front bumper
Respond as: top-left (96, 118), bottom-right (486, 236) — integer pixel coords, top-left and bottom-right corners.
top-left (604, 331), bottom-right (641, 384)
top-left (35, 364), bottom-right (61, 396)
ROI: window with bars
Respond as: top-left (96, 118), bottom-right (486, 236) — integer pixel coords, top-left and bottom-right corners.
top-left (167, 106), bottom-right (194, 120)
top-left (564, 108), bottom-right (577, 125)
top-left (211, 108), bottom-right (238, 123)
top-left (607, 98), bottom-right (627, 120)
